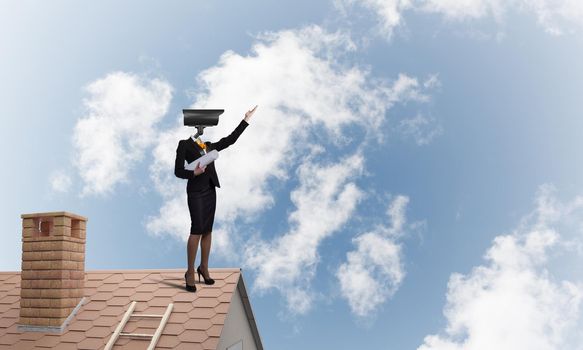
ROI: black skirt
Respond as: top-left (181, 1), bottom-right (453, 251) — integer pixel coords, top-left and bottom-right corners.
top-left (187, 185), bottom-right (216, 235)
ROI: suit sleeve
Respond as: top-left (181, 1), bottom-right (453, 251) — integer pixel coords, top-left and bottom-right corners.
top-left (209, 119), bottom-right (249, 152)
top-left (174, 141), bottom-right (195, 179)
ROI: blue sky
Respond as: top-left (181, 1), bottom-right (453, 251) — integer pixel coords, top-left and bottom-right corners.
top-left (2, 1), bottom-right (583, 349)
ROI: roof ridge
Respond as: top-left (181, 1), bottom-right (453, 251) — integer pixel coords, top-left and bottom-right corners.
top-left (84, 268), bottom-right (242, 273)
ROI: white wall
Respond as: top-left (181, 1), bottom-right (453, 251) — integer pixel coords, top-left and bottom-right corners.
top-left (217, 284), bottom-right (258, 350)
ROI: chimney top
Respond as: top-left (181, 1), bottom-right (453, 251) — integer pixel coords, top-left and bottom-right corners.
top-left (21, 211), bottom-right (87, 220)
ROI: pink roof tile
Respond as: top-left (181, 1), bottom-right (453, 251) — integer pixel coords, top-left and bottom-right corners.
top-left (77, 337), bottom-right (103, 350)
top-left (0, 268), bottom-right (246, 349)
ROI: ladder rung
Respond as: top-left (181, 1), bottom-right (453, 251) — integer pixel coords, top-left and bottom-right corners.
top-left (130, 314), bottom-right (163, 318)
top-left (104, 301), bottom-right (174, 350)
top-left (120, 332), bottom-right (154, 338)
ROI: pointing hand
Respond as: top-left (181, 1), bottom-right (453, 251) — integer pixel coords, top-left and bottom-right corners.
top-left (244, 105), bottom-right (258, 122)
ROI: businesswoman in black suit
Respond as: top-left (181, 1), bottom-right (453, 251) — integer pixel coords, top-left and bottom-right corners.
top-left (175, 105), bottom-right (257, 292)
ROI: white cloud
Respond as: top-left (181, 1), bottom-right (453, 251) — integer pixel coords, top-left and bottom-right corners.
top-left (146, 25), bottom-right (435, 255)
top-left (386, 194), bottom-right (411, 235)
top-left (390, 73), bottom-right (433, 105)
top-left (337, 195), bottom-right (413, 317)
top-left (73, 72), bottom-right (172, 196)
top-left (335, 0), bottom-right (414, 38)
top-left (398, 113), bottom-right (443, 146)
top-left (337, 0), bottom-right (583, 38)
top-left (338, 232), bottom-right (404, 317)
top-left (418, 185), bottom-right (583, 350)
top-left (421, 0), bottom-right (506, 21)
top-left (244, 152), bottom-right (365, 314)
top-left (522, 0), bottom-right (583, 35)
top-left (49, 171), bottom-right (72, 193)
top-left (422, 0), bottom-right (583, 35)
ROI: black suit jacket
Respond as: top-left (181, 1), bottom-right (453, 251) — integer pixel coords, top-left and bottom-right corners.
top-left (174, 119), bottom-right (249, 192)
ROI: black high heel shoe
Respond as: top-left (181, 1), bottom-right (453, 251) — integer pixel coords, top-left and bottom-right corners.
top-left (197, 266), bottom-right (215, 285)
top-left (184, 272), bottom-right (197, 292)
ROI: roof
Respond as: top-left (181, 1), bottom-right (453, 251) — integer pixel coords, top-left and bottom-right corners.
top-left (0, 268), bottom-right (261, 350)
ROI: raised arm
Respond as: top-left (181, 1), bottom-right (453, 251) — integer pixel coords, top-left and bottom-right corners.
top-left (208, 105), bottom-right (257, 152)
top-left (208, 119), bottom-right (249, 152)
top-left (174, 141), bottom-right (194, 179)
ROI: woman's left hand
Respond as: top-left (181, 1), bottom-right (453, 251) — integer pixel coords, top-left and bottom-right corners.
top-left (244, 105), bottom-right (258, 122)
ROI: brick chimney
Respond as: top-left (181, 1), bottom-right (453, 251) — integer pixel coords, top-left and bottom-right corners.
top-left (19, 211), bottom-right (87, 331)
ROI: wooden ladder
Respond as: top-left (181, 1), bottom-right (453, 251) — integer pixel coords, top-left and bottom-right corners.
top-left (104, 301), bottom-right (174, 350)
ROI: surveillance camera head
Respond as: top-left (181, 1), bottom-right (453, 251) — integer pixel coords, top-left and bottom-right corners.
top-left (183, 109), bottom-right (224, 127)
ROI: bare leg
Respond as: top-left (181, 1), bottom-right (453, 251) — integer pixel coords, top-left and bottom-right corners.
top-left (187, 234), bottom-right (201, 285)
top-left (199, 232), bottom-right (212, 278)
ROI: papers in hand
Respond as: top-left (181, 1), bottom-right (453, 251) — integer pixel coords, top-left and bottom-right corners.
top-left (185, 149), bottom-right (219, 171)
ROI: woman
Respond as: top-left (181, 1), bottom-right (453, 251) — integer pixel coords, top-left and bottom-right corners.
top-left (174, 105), bottom-right (258, 292)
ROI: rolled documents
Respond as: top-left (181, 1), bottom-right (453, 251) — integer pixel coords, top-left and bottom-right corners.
top-left (185, 149), bottom-right (219, 170)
